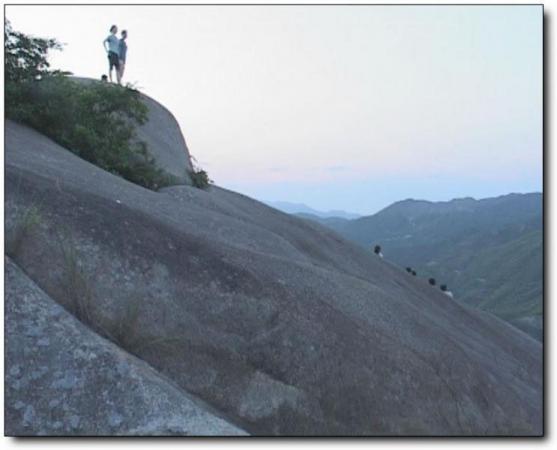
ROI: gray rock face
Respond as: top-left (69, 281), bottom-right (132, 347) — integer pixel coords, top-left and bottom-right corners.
top-left (4, 258), bottom-right (246, 436)
top-left (4, 119), bottom-right (543, 436)
top-left (133, 89), bottom-right (193, 184)
top-left (510, 316), bottom-right (543, 342)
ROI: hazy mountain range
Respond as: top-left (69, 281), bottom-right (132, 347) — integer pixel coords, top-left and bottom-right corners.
top-left (296, 193), bottom-right (543, 340)
top-left (265, 201), bottom-right (362, 220)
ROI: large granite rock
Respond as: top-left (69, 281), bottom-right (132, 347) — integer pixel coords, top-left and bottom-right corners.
top-left (4, 257), bottom-right (246, 436)
top-left (133, 87), bottom-right (193, 184)
top-left (4, 118), bottom-right (543, 436)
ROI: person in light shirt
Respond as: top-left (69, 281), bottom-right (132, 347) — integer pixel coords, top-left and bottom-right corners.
top-left (103, 25), bottom-right (121, 84)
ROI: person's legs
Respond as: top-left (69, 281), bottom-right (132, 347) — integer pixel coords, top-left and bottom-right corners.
top-left (108, 52), bottom-right (117, 82)
top-left (108, 55), bottom-right (113, 82)
top-left (115, 61), bottom-right (121, 85)
top-left (119, 61), bottom-right (126, 81)
top-left (108, 52), bottom-right (121, 83)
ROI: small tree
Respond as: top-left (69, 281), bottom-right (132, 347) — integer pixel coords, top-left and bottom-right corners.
top-left (428, 278), bottom-right (436, 286)
top-left (4, 19), bottom-right (64, 83)
top-left (411, 270), bottom-right (417, 276)
top-left (373, 245), bottom-right (381, 255)
top-left (406, 267), bottom-right (412, 273)
top-left (440, 284), bottom-right (447, 292)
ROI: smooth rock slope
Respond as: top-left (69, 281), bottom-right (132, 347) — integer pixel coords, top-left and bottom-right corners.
top-left (133, 87), bottom-right (193, 184)
top-left (4, 114), bottom-right (543, 436)
top-left (4, 258), bottom-right (246, 436)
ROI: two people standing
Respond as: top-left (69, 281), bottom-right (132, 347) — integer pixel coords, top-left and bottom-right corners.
top-left (103, 25), bottom-right (128, 84)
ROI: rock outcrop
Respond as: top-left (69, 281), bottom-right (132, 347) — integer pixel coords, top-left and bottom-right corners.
top-left (4, 258), bottom-right (246, 436)
top-left (4, 111), bottom-right (543, 436)
top-left (133, 88), bottom-right (193, 184)
top-left (73, 77), bottom-right (193, 185)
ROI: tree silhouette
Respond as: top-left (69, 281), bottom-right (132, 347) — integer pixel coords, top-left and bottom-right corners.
top-left (406, 267), bottom-right (412, 273)
top-left (440, 284), bottom-right (447, 292)
top-left (4, 19), bottom-right (63, 83)
top-left (428, 278), bottom-right (436, 286)
top-left (373, 245), bottom-right (381, 255)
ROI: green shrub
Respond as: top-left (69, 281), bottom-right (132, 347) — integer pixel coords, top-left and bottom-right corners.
top-left (188, 155), bottom-right (212, 189)
top-left (190, 168), bottom-right (211, 189)
top-left (6, 76), bottom-right (175, 189)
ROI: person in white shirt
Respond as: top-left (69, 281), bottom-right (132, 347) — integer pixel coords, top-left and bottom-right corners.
top-left (103, 25), bottom-right (121, 84)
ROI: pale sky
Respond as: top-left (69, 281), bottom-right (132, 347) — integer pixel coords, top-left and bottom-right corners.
top-left (6, 5), bottom-right (543, 215)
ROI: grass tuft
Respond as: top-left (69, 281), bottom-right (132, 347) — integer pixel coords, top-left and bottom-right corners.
top-left (5, 204), bottom-right (42, 258)
top-left (58, 235), bottom-right (95, 325)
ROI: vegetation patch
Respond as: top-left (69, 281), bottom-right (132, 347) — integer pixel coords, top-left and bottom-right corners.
top-left (5, 75), bottom-right (178, 190)
top-left (5, 20), bottom-right (209, 191)
top-left (189, 156), bottom-right (212, 189)
top-left (104, 297), bottom-right (143, 351)
top-left (99, 296), bottom-right (185, 358)
top-left (58, 235), bottom-right (96, 325)
top-left (5, 204), bottom-right (42, 258)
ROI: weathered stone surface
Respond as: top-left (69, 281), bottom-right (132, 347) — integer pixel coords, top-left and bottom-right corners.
top-left (4, 258), bottom-right (246, 436)
top-left (509, 315), bottom-right (543, 342)
top-left (133, 88), bottom-right (193, 184)
top-left (4, 119), bottom-right (543, 436)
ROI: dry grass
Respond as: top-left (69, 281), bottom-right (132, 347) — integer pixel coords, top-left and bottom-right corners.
top-left (106, 298), bottom-right (143, 351)
top-left (5, 204), bottom-right (42, 258)
top-left (58, 235), bottom-right (96, 325)
top-left (56, 232), bottom-right (184, 358)
top-left (96, 295), bottom-right (185, 358)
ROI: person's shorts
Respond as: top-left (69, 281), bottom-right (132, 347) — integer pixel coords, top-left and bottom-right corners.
top-left (108, 51), bottom-right (120, 70)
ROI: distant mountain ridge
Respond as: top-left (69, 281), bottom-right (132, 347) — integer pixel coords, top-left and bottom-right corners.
top-left (297, 193), bottom-right (543, 340)
top-left (265, 201), bottom-right (362, 219)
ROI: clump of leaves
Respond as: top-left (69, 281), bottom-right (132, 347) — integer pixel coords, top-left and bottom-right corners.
top-left (4, 19), bottom-right (65, 83)
top-left (189, 156), bottom-right (212, 189)
top-left (190, 169), bottom-right (211, 189)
